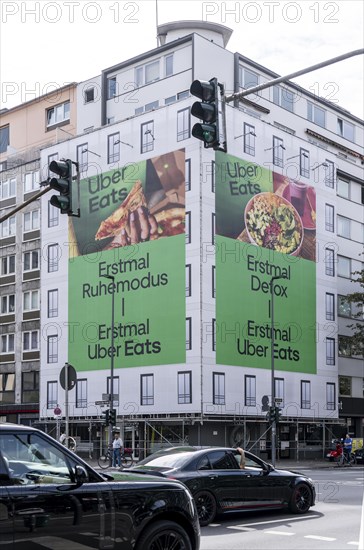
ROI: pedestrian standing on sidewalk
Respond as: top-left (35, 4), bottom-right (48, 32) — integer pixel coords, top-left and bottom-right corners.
top-left (343, 433), bottom-right (353, 462)
top-left (112, 431), bottom-right (123, 468)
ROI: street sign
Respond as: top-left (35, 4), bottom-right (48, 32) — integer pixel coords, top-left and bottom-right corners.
top-left (54, 406), bottom-right (62, 416)
top-left (95, 400), bottom-right (109, 406)
top-left (102, 393), bottom-right (118, 402)
top-left (60, 363), bottom-right (77, 391)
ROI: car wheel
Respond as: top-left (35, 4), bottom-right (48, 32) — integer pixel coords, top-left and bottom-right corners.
top-left (289, 483), bottom-right (312, 514)
top-left (194, 490), bottom-right (217, 526)
top-left (135, 520), bottom-right (192, 550)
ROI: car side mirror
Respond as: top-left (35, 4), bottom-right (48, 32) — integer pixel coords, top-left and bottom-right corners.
top-left (74, 465), bottom-right (88, 485)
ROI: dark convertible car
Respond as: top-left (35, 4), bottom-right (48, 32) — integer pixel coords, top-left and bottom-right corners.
top-left (126, 447), bottom-right (316, 526)
top-left (0, 424), bottom-right (200, 549)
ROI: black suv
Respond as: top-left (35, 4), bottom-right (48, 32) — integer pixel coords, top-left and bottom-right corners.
top-left (0, 423), bottom-right (200, 549)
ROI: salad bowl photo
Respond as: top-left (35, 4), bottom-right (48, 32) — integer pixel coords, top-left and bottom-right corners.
top-left (244, 192), bottom-right (304, 256)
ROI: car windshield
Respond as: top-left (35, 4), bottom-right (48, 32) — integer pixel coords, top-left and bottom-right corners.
top-left (138, 452), bottom-right (194, 468)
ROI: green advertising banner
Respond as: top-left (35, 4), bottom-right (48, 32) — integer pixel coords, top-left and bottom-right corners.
top-left (68, 149), bottom-right (186, 371)
top-left (215, 151), bottom-right (316, 374)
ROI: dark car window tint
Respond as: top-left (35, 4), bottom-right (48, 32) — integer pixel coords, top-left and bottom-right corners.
top-left (208, 451), bottom-right (235, 470)
top-left (197, 455), bottom-right (211, 470)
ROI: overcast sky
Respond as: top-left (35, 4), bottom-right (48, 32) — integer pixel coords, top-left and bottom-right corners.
top-left (1, 0), bottom-right (363, 118)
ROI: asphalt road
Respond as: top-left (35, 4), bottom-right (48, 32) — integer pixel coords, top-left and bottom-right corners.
top-left (199, 467), bottom-right (364, 550)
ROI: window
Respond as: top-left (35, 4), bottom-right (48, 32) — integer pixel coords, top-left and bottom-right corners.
top-left (76, 379), bottom-right (87, 407)
top-left (107, 376), bottom-right (119, 406)
top-left (337, 216), bottom-right (351, 239)
top-left (107, 133), bottom-right (120, 164)
top-left (337, 256), bottom-right (351, 278)
top-left (46, 101), bottom-right (70, 127)
top-left (0, 125), bottom-right (9, 153)
top-left (136, 60), bottom-right (160, 87)
top-left (23, 250), bottom-right (39, 272)
top-left (1, 254), bottom-right (15, 276)
top-left (165, 95), bottom-right (176, 105)
top-left (1, 333), bottom-right (14, 353)
top-left (47, 381), bottom-right (58, 408)
top-left (0, 373), bottom-right (15, 403)
top-left (325, 160), bottom-right (335, 188)
top-left (337, 178), bottom-right (350, 199)
top-left (0, 178), bottom-right (16, 199)
top-left (274, 378), bottom-right (284, 407)
top-left (186, 317), bottom-right (192, 350)
top-left (141, 374), bottom-right (154, 405)
top-left (337, 118), bottom-right (355, 142)
top-left (186, 264), bottom-right (191, 297)
top-left (273, 136), bottom-right (284, 167)
top-left (77, 143), bottom-right (88, 171)
top-left (239, 66), bottom-right (258, 89)
top-left (213, 373), bottom-right (225, 405)
top-left (48, 289), bottom-right (58, 318)
top-left (107, 77), bottom-right (117, 99)
top-left (300, 148), bottom-right (310, 178)
top-left (177, 90), bottom-right (189, 100)
top-left (19, 331), bottom-right (33, 359)
top-left (339, 376), bottom-right (351, 396)
top-left (243, 123), bottom-right (255, 156)
top-left (22, 371), bottom-right (39, 403)
top-left (273, 86), bottom-right (294, 112)
top-left (48, 200), bottom-right (59, 227)
top-left (326, 337), bottom-right (335, 365)
top-left (212, 265), bottom-right (216, 298)
top-left (325, 204), bottom-right (334, 232)
top-left (338, 336), bottom-right (353, 357)
top-left (338, 295), bottom-right (351, 317)
top-left (165, 54), bottom-right (173, 77)
top-left (307, 102), bottom-right (326, 128)
top-left (23, 290), bottom-right (39, 311)
top-left (23, 210), bottom-right (40, 232)
top-left (212, 318), bottom-right (216, 351)
top-left (325, 293), bottom-right (335, 321)
top-left (47, 244), bottom-right (59, 273)
top-left (178, 371), bottom-right (191, 404)
top-left (185, 158), bottom-right (191, 191)
top-left (1, 294), bottom-right (15, 314)
top-left (301, 381), bottom-right (311, 409)
top-left (244, 375), bottom-right (256, 406)
top-left (325, 247), bottom-right (335, 276)
top-left (177, 108), bottom-right (190, 141)
top-left (1, 215), bottom-right (15, 238)
top-left (84, 88), bottom-right (95, 103)
top-left (47, 335), bottom-right (58, 363)
top-left (141, 121), bottom-right (154, 153)
top-left (326, 383), bottom-right (336, 410)
top-left (211, 160), bottom-right (215, 193)
top-left (145, 101), bottom-right (159, 112)
top-left (185, 211), bottom-right (191, 244)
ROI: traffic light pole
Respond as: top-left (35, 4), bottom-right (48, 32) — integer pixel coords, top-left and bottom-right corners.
top-left (101, 274), bottom-right (116, 448)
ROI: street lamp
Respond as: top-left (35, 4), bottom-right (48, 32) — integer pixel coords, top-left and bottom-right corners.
top-left (101, 274), bottom-right (115, 447)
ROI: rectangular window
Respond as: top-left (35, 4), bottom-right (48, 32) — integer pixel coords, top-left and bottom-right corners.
top-left (325, 248), bottom-right (335, 277)
top-left (325, 160), bottom-right (335, 188)
top-left (274, 378), bottom-right (284, 407)
top-left (1, 294), bottom-right (15, 314)
top-left (325, 204), bottom-right (334, 232)
top-left (23, 250), bottom-right (39, 272)
top-left (48, 289), bottom-right (58, 318)
top-left (136, 60), bottom-right (160, 87)
top-left (145, 100), bottom-right (159, 112)
top-left (23, 330), bottom-right (39, 351)
top-left (46, 101), bottom-right (70, 127)
top-left (47, 244), bottom-right (59, 273)
top-left (0, 125), bottom-right (10, 153)
top-left (107, 376), bottom-right (119, 406)
top-left (177, 108), bottom-right (190, 141)
top-left (239, 66), bottom-right (259, 89)
top-left (273, 85), bottom-right (294, 112)
top-left (338, 295), bottom-right (351, 317)
top-left (307, 102), bottom-right (326, 128)
top-left (1, 215), bottom-right (15, 238)
top-left (77, 144), bottom-right (88, 171)
top-left (47, 335), bottom-right (58, 363)
top-left (300, 148), bottom-right (310, 178)
top-left (22, 371), bottom-right (39, 403)
top-left (212, 265), bottom-right (216, 298)
top-left (337, 178), bottom-right (350, 199)
top-left (339, 376), bottom-right (352, 396)
top-left (244, 375), bottom-right (256, 406)
top-left (1, 333), bottom-right (15, 353)
top-left (107, 77), bottom-right (117, 99)
top-left (326, 337), bottom-right (335, 365)
top-left (48, 200), bottom-right (59, 227)
top-left (177, 90), bottom-right (189, 100)
top-left (0, 178), bottom-right (16, 199)
top-left (76, 379), bottom-right (87, 407)
top-left (301, 381), bottom-right (311, 409)
top-left (178, 371), bottom-right (192, 404)
top-left (338, 336), bottom-right (352, 358)
top-left (141, 121), bottom-right (154, 153)
top-left (213, 373), bottom-right (225, 405)
top-left (185, 159), bottom-right (191, 191)
top-left (325, 293), bottom-right (335, 321)
top-left (186, 317), bottom-right (192, 350)
top-left (337, 216), bottom-right (351, 239)
top-left (107, 133), bottom-right (120, 164)
top-left (337, 118), bottom-right (355, 141)
top-left (165, 95), bottom-right (176, 105)
top-left (47, 381), bottom-right (58, 408)
top-left (326, 382), bottom-right (336, 410)
top-left (185, 211), bottom-right (191, 244)
top-left (23, 210), bottom-right (40, 232)
top-left (273, 136), bottom-right (284, 167)
top-left (141, 374), bottom-right (154, 405)
top-left (165, 54), bottom-right (173, 77)
top-left (186, 264), bottom-right (191, 297)
top-left (337, 256), bottom-right (351, 278)
top-left (243, 123), bottom-right (255, 156)
top-left (23, 290), bottom-right (39, 312)
top-left (84, 88), bottom-right (94, 103)
top-left (0, 373), bottom-right (15, 403)
top-left (211, 160), bottom-right (215, 193)
top-left (1, 255), bottom-right (15, 276)
top-left (212, 318), bottom-right (216, 351)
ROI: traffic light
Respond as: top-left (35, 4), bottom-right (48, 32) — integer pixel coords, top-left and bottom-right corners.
top-left (268, 406), bottom-right (276, 424)
top-left (48, 159), bottom-right (73, 215)
top-left (109, 409), bottom-right (116, 426)
top-left (102, 409), bottom-right (110, 427)
top-left (275, 406), bottom-right (282, 425)
top-left (190, 78), bottom-right (227, 152)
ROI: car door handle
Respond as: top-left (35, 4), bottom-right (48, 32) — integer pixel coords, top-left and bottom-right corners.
top-left (209, 475), bottom-right (218, 479)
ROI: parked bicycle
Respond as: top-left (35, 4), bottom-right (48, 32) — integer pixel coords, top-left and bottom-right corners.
top-left (98, 446), bottom-right (135, 469)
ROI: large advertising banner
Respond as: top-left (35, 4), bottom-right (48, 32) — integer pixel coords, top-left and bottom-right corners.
top-left (68, 149), bottom-right (186, 371)
top-left (215, 151), bottom-right (316, 374)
